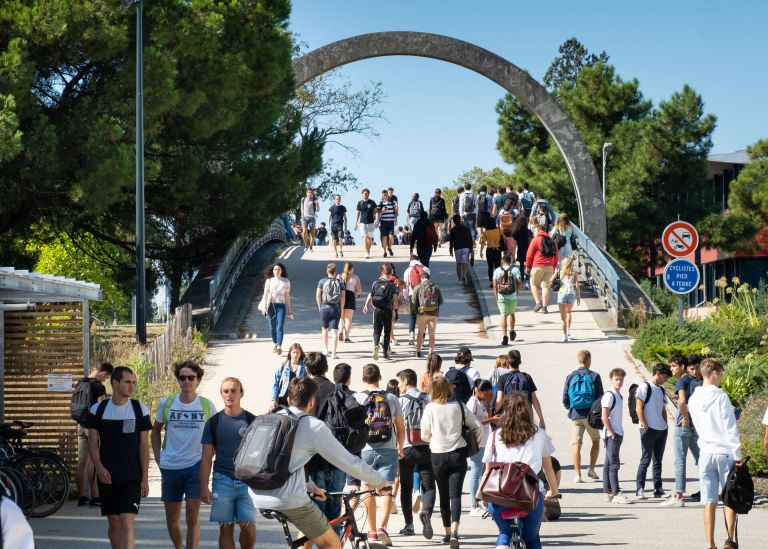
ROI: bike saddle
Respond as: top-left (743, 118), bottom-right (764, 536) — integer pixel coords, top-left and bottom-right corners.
top-left (260, 509), bottom-right (288, 522)
top-left (12, 420), bottom-right (33, 429)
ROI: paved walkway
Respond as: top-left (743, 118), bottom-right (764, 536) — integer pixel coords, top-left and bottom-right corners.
top-left (32, 243), bottom-right (765, 547)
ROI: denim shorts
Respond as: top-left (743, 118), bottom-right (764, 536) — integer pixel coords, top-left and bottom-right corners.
top-left (319, 306), bottom-right (341, 330)
top-left (699, 453), bottom-right (733, 504)
top-left (361, 448), bottom-right (399, 483)
top-left (454, 248), bottom-right (471, 264)
top-left (161, 462), bottom-right (201, 502)
top-left (558, 292), bottom-right (576, 305)
top-left (210, 472), bottom-right (257, 524)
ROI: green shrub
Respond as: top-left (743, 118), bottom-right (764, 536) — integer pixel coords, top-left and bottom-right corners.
top-left (643, 342), bottom-right (706, 365)
top-left (640, 278), bottom-right (677, 317)
top-left (129, 356), bottom-right (178, 414)
top-left (738, 393), bottom-right (768, 476)
top-left (726, 355), bottom-right (768, 390)
top-left (631, 316), bottom-right (721, 366)
top-left (721, 374), bottom-right (756, 408)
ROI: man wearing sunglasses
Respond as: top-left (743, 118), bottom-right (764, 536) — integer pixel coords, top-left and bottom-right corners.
top-left (152, 360), bottom-right (216, 549)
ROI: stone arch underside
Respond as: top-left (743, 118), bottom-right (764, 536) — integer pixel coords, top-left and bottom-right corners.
top-left (292, 31), bottom-right (606, 246)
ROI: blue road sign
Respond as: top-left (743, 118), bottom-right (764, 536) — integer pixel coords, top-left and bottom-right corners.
top-left (664, 259), bottom-right (700, 295)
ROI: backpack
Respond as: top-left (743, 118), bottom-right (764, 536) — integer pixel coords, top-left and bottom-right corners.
top-left (497, 267), bottom-right (516, 295)
top-left (408, 201), bottom-right (422, 217)
top-left (417, 281), bottom-right (439, 313)
top-left (499, 211), bottom-right (514, 234)
top-left (323, 386), bottom-right (370, 454)
top-left (403, 393), bottom-right (429, 446)
top-left (71, 377), bottom-right (96, 423)
top-left (321, 277), bottom-right (342, 305)
top-left (208, 410), bottom-right (256, 449)
top-left (721, 457), bottom-right (754, 514)
top-left (501, 372), bottom-right (532, 401)
top-left (567, 372), bottom-right (594, 410)
top-left (371, 279), bottom-right (393, 309)
top-left (587, 392), bottom-right (616, 430)
top-left (452, 195), bottom-right (460, 213)
top-left (161, 393), bottom-right (213, 448)
top-left (234, 407), bottom-right (307, 490)
top-left (521, 191), bottom-right (534, 212)
top-left (627, 382), bottom-right (651, 424)
top-left (430, 197), bottom-right (444, 217)
top-left (363, 390), bottom-right (393, 444)
top-left (461, 192), bottom-right (475, 214)
top-left (477, 194), bottom-right (490, 213)
top-left (425, 223), bottom-right (438, 246)
top-left (552, 232), bottom-right (567, 249)
top-left (539, 235), bottom-right (557, 258)
top-left (409, 264), bottom-right (425, 287)
top-left (445, 366), bottom-right (473, 404)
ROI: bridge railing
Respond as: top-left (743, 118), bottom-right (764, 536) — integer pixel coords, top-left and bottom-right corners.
top-left (571, 223), bottom-right (621, 317)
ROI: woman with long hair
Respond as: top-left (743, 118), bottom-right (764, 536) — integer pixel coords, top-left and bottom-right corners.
top-left (516, 215), bottom-right (534, 289)
top-left (269, 343), bottom-right (306, 411)
top-left (552, 256), bottom-right (581, 342)
top-left (260, 262), bottom-right (293, 355)
top-left (420, 353), bottom-right (443, 392)
top-left (479, 216), bottom-right (503, 287)
top-left (483, 393), bottom-right (560, 549)
top-left (421, 376), bottom-right (483, 548)
top-left (429, 188), bottom-right (448, 245)
top-left (407, 192), bottom-right (424, 230)
top-left (339, 261), bottom-right (361, 342)
top-left (551, 213), bottom-right (574, 262)
top-left (448, 214), bottom-right (474, 286)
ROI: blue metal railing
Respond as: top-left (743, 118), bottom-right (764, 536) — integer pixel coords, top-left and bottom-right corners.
top-left (571, 222), bottom-right (621, 312)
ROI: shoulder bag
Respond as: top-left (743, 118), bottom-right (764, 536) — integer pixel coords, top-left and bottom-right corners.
top-left (477, 431), bottom-right (540, 511)
top-left (458, 402), bottom-right (480, 456)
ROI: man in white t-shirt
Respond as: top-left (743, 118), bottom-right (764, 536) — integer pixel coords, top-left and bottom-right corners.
top-left (152, 361), bottom-right (216, 549)
top-left (1, 495), bottom-right (34, 549)
top-left (635, 363), bottom-right (671, 499)
top-left (403, 255), bottom-right (430, 345)
top-left (601, 368), bottom-right (632, 504)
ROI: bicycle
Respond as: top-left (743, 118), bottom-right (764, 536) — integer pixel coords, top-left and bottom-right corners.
top-left (261, 489), bottom-right (390, 549)
top-left (482, 507), bottom-right (526, 549)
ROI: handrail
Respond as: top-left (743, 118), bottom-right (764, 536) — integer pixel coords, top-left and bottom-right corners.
top-left (571, 222), bottom-right (622, 314)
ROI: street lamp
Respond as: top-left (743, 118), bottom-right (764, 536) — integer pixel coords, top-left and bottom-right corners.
top-left (602, 142), bottom-right (613, 207)
top-left (124, 0), bottom-right (146, 344)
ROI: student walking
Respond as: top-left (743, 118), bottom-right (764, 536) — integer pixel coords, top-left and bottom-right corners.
top-left (420, 353), bottom-right (444, 393)
top-left (199, 378), bottom-right (257, 549)
top-left (406, 193), bottom-right (424, 229)
top-left (496, 350), bottom-right (546, 429)
top-left (421, 376), bottom-right (483, 549)
top-left (411, 271), bottom-right (444, 358)
top-left (475, 185), bottom-right (493, 241)
top-left (403, 255), bottom-right (430, 345)
top-left (339, 262), bottom-right (361, 342)
top-left (553, 256), bottom-right (581, 342)
top-left (511, 214), bottom-right (531, 289)
top-left (355, 188), bottom-right (378, 259)
top-left (525, 224), bottom-right (559, 313)
top-left (409, 211), bottom-right (438, 267)
top-left (466, 379), bottom-right (498, 517)
top-left (479, 217), bottom-right (504, 286)
top-left (492, 254), bottom-right (521, 346)
top-left (457, 183), bottom-right (478, 241)
top-left (601, 368), bottom-right (633, 504)
top-left (635, 362), bottom-right (672, 499)
top-left (300, 188), bottom-right (319, 251)
top-left (363, 264), bottom-right (398, 360)
top-left (260, 262), bottom-right (293, 355)
top-left (152, 361), bottom-right (216, 549)
top-left (428, 188), bottom-right (448, 245)
top-left (562, 350), bottom-right (603, 483)
top-left (86, 366), bottom-right (152, 549)
top-left (550, 213), bottom-right (574, 261)
top-left (328, 194), bottom-right (348, 258)
top-left (688, 359), bottom-right (743, 549)
top-left (269, 343), bottom-right (307, 411)
top-left (316, 263), bottom-right (346, 359)
top-left (444, 347), bottom-right (481, 405)
top-left (377, 189), bottom-right (397, 257)
top-left (448, 214), bottom-right (474, 286)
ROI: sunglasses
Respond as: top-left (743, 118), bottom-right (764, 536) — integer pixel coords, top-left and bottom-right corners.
top-left (177, 375), bottom-right (197, 382)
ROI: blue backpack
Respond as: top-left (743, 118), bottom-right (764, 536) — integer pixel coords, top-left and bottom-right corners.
top-left (567, 372), bottom-right (594, 410)
top-left (502, 372), bottom-right (532, 402)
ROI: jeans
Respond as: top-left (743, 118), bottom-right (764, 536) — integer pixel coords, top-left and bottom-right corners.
top-left (431, 448), bottom-right (467, 527)
top-left (468, 447), bottom-right (485, 507)
top-left (409, 307), bottom-right (417, 334)
top-left (488, 494), bottom-right (544, 549)
top-left (267, 303), bottom-right (286, 346)
top-left (486, 248), bottom-right (502, 282)
top-left (409, 216), bottom-right (420, 230)
top-left (602, 435), bottom-right (623, 495)
top-left (674, 424), bottom-right (700, 494)
top-left (636, 427), bottom-right (668, 493)
top-left (373, 307), bottom-right (393, 355)
top-left (399, 446), bottom-right (436, 525)
top-left (416, 244), bottom-right (432, 267)
top-left (464, 214), bottom-right (477, 240)
top-left (310, 468), bottom-right (347, 521)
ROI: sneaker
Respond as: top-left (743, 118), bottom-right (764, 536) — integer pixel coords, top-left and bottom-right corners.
top-left (573, 475), bottom-right (583, 484)
top-left (660, 497), bottom-right (684, 508)
top-left (689, 491), bottom-right (701, 502)
top-left (450, 533), bottom-right (460, 549)
top-left (389, 248), bottom-right (394, 257)
top-left (382, 353), bottom-right (391, 360)
top-left (562, 334), bottom-right (569, 342)
top-left (412, 492), bottom-right (421, 513)
top-left (415, 350), bottom-right (422, 358)
top-left (408, 333), bottom-right (415, 345)
top-left (340, 251), bottom-right (344, 257)
top-left (604, 493), bottom-right (614, 502)
top-left (345, 337), bottom-right (352, 343)
top-left (272, 345), bottom-right (278, 353)
top-left (613, 493), bottom-right (634, 505)
top-left (502, 335), bottom-right (508, 346)
top-left (373, 345), bottom-right (379, 360)
top-left (542, 307), bottom-right (549, 313)
top-left (653, 490), bottom-right (669, 499)
top-left (378, 528), bottom-right (392, 546)
top-left (276, 347), bottom-right (282, 356)
top-left (367, 533), bottom-right (380, 543)
top-left (366, 253), bottom-right (370, 259)
top-left (331, 352), bottom-right (337, 360)
top-left (77, 496), bottom-right (89, 507)
top-left (524, 282), bottom-right (530, 290)
top-left (510, 330), bottom-right (517, 341)
top-left (392, 338), bottom-right (398, 346)
top-left (723, 539), bottom-right (738, 549)
top-left (419, 512), bottom-right (433, 540)
top-left (383, 251), bottom-right (388, 258)
top-left (442, 534), bottom-right (451, 544)
top-left (321, 348), bottom-right (328, 356)
top-left (533, 303), bottom-right (542, 312)
top-left (587, 470), bottom-right (599, 480)
top-left (399, 524), bottom-right (415, 536)
top-left (636, 489), bottom-right (647, 500)
top-left (89, 497), bottom-right (101, 508)
top-left (469, 506), bottom-right (484, 517)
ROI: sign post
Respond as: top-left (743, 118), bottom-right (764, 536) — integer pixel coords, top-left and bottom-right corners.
top-left (663, 258), bottom-right (701, 328)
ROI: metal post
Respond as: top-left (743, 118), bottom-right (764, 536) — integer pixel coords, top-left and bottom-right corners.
top-left (677, 295), bottom-right (684, 328)
top-left (134, 0), bottom-right (147, 344)
top-left (602, 149), bottom-right (607, 206)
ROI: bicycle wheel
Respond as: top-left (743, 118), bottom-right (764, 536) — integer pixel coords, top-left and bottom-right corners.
top-left (0, 466), bottom-right (35, 516)
top-left (0, 467), bottom-right (20, 501)
top-left (18, 453), bottom-right (70, 517)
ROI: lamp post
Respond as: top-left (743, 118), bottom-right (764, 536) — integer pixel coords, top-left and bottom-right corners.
top-left (124, 0), bottom-right (146, 344)
top-left (602, 142), bottom-right (613, 207)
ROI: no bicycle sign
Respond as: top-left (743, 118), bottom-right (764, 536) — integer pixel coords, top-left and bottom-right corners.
top-left (662, 221), bottom-right (699, 257)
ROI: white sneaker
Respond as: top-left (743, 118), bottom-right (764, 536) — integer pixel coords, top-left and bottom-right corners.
top-left (660, 497), bottom-right (684, 508)
top-left (562, 334), bottom-right (569, 342)
top-left (392, 338), bottom-right (398, 346)
top-left (408, 333), bottom-right (415, 345)
top-left (573, 475), bottom-right (583, 484)
top-left (636, 489), bottom-right (647, 500)
top-left (587, 470), bottom-right (599, 480)
top-left (365, 253), bottom-right (370, 259)
top-left (331, 352), bottom-right (337, 360)
top-left (321, 349), bottom-right (328, 356)
top-left (469, 506), bottom-right (484, 517)
top-left (613, 493), bottom-right (634, 505)
top-left (373, 345), bottom-right (379, 360)
top-left (604, 493), bottom-right (614, 502)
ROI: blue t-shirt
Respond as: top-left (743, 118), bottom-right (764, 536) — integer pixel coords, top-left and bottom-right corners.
top-left (329, 205), bottom-right (347, 227)
top-left (674, 374), bottom-right (703, 425)
top-left (316, 277), bottom-right (346, 308)
top-left (492, 265), bottom-right (521, 301)
top-left (357, 199), bottom-right (377, 224)
top-left (201, 411), bottom-right (251, 478)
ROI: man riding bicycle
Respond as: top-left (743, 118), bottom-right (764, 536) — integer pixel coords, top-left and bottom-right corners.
top-left (248, 378), bottom-right (391, 549)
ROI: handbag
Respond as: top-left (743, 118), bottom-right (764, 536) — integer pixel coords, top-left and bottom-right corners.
top-left (477, 432), bottom-right (540, 511)
top-left (550, 275), bottom-right (561, 292)
top-left (458, 402), bottom-right (480, 457)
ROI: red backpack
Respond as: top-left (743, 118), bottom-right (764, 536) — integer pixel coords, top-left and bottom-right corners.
top-left (409, 264), bottom-right (425, 287)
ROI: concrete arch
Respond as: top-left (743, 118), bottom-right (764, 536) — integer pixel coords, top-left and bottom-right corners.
top-left (293, 31), bottom-right (606, 246)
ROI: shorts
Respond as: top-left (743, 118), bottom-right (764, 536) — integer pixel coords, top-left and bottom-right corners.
top-left (557, 292), bottom-right (576, 305)
top-left (361, 448), bottom-right (399, 483)
top-left (77, 424), bottom-right (90, 462)
top-left (99, 479), bottom-right (141, 516)
top-left (161, 462), bottom-right (202, 502)
top-left (279, 500), bottom-right (330, 540)
top-left (497, 298), bottom-right (517, 315)
top-left (360, 223), bottom-right (376, 237)
top-left (210, 472), bottom-right (257, 524)
top-left (699, 453), bottom-right (733, 504)
top-left (530, 266), bottom-right (555, 289)
top-left (319, 306), bottom-right (341, 330)
top-left (343, 290), bottom-right (356, 311)
top-left (572, 418), bottom-right (600, 444)
top-left (477, 211), bottom-right (491, 228)
top-left (379, 220), bottom-right (395, 237)
top-left (331, 224), bottom-right (344, 242)
top-left (301, 217), bottom-right (316, 230)
top-left (454, 248), bottom-right (471, 264)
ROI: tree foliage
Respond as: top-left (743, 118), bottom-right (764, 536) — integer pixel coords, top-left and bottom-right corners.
top-left (543, 37), bottom-right (609, 91)
top-left (441, 166), bottom-right (514, 211)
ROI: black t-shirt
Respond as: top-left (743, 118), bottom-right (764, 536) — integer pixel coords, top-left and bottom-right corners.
top-left (82, 378), bottom-right (107, 405)
top-left (329, 205), bottom-right (347, 227)
top-left (498, 371), bottom-right (538, 402)
top-left (449, 223), bottom-right (473, 249)
top-left (312, 375), bottom-right (336, 420)
top-left (357, 199), bottom-right (377, 224)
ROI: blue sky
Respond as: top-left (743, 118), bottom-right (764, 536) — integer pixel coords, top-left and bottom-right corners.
top-left (290, 0), bottom-right (767, 207)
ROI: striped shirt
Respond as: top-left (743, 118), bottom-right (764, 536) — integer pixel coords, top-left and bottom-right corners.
top-left (378, 199), bottom-right (396, 222)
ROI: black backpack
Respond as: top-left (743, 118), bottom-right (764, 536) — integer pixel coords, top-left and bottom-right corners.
top-left (721, 457), bottom-right (754, 514)
top-left (552, 232), bottom-right (567, 249)
top-left (627, 382), bottom-right (651, 425)
top-left (587, 391), bottom-right (616, 430)
top-left (445, 366), bottom-right (473, 404)
top-left (497, 267), bottom-right (516, 295)
top-left (70, 377), bottom-right (95, 424)
top-left (234, 407), bottom-right (307, 490)
top-left (208, 410), bottom-right (256, 448)
top-left (539, 235), bottom-right (557, 258)
top-left (323, 386), bottom-right (370, 454)
top-left (371, 279), bottom-right (393, 309)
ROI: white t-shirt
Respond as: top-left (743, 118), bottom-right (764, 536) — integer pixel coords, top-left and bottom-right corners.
top-left (635, 382), bottom-right (668, 431)
top-left (156, 395), bottom-right (216, 469)
top-left (482, 428), bottom-right (555, 491)
top-left (454, 365), bottom-right (481, 383)
top-left (467, 396), bottom-right (491, 447)
top-left (89, 398), bottom-right (151, 420)
top-left (1, 496), bottom-right (34, 549)
top-left (266, 277), bottom-right (290, 304)
top-left (600, 390), bottom-right (624, 437)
